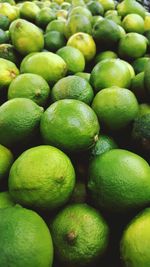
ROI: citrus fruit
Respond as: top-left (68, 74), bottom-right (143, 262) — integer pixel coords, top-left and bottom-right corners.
top-left (144, 15), bottom-right (150, 31)
top-left (92, 18), bottom-right (121, 48)
top-left (118, 24), bottom-right (126, 38)
top-left (117, 0), bottom-right (146, 19)
top-left (120, 208), bottom-right (150, 267)
top-left (131, 72), bottom-right (147, 102)
top-left (69, 6), bottom-right (92, 21)
top-left (90, 135), bottom-right (118, 157)
top-left (36, 7), bottom-right (56, 28)
top-left (0, 205), bottom-right (53, 267)
top-left (87, 1), bottom-right (104, 16)
top-left (88, 149), bottom-right (150, 213)
top-left (0, 29), bottom-right (9, 44)
top-left (122, 13), bottom-right (145, 34)
top-left (95, 50), bottom-right (118, 64)
top-left (0, 191), bottom-right (15, 208)
top-left (57, 46), bottom-right (85, 74)
top-left (9, 19), bottom-right (44, 56)
top-left (143, 59), bottom-right (150, 96)
top-left (118, 33), bottom-right (148, 59)
top-left (44, 31), bottom-right (66, 52)
top-left (65, 14), bottom-right (92, 39)
top-left (139, 103), bottom-right (150, 116)
top-left (0, 3), bottom-right (19, 21)
top-left (50, 203), bottom-right (109, 266)
top-left (98, 0), bottom-right (115, 11)
top-left (46, 19), bottom-right (66, 34)
top-left (0, 44), bottom-right (19, 65)
top-left (90, 59), bottom-right (132, 92)
top-left (51, 75), bottom-right (94, 104)
top-left (8, 73), bottom-right (50, 107)
top-left (9, 145), bottom-right (75, 210)
top-left (0, 14), bottom-right (10, 30)
top-left (75, 72), bottom-right (90, 81)
top-left (20, 1), bottom-right (40, 22)
top-left (67, 32), bottom-right (96, 61)
top-left (20, 51), bottom-right (67, 85)
top-left (132, 57), bottom-right (149, 74)
top-left (92, 87), bottom-right (139, 131)
top-left (0, 98), bottom-right (43, 147)
top-left (0, 58), bottom-right (19, 90)
top-left (0, 144), bottom-right (13, 181)
top-left (40, 99), bottom-right (100, 152)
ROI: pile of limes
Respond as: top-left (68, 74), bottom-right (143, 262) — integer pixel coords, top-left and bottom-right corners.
top-left (0, 0), bottom-right (150, 266)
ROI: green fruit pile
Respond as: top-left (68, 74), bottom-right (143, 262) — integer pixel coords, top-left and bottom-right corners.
top-left (0, 0), bottom-right (150, 267)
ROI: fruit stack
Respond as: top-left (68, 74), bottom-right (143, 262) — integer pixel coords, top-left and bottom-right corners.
top-left (0, 0), bottom-right (150, 267)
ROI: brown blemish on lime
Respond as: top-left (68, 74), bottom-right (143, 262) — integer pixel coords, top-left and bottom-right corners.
top-left (66, 231), bottom-right (77, 244)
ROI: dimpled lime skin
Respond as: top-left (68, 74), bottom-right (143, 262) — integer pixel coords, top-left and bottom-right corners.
top-left (88, 149), bottom-right (150, 213)
top-left (51, 203), bottom-right (109, 266)
top-left (120, 208), bottom-right (150, 267)
top-left (0, 205), bottom-right (53, 267)
top-left (0, 144), bottom-right (14, 181)
top-left (9, 145), bottom-right (76, 210)
top-left (0, 98), bottom-right (43, 147)
top-left (40, 99), bottom-right (100, 152)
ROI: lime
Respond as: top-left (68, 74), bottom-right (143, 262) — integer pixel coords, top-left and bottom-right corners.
top-left (0, 29), bottom-right (9, 44)
top-left (98, 0), bottom-right (115, 11)
top-left (143, 59), bottom-right (150, 96)
top-left (44, 31), bottom-right (66, 52)
top-left (57, 46), bottom-right (85, 74)
top-left (0, 3), bottom-right (19, 21)
top-left (36, 7), bottom-right (56, 28)
top-left (9, 145), bottom-right (75, 210)
top-left (51, 203), bottom-right (109, 266)
top-left (120, 208), bottom-right (150, 267)
top-left (132, 57), bottom-right (149, 74)
top-left (95, 50), bottom-right (118, 64)
top-left (69, 6), bottom-right (92, 22)
top-left (75, 72), bottom-right (90, 81)
top-left (8, 73), bottom-right (50, 107)
top-left (0, 44), bottom-right (19, 65)
top-left (122, 13), bottom-right (145, 34)
top-left (92, 86), bottom-right (139, 130)
top-left (46, 19), bottom-right (66, 34)
top-left (90, 135), bottom-right (118, 157)
top-left (67, 32), bottom-right (96, 61)
top-left (0, 98), bottom-right (43, 147)
top-left (118, 33), bottom-right (148, 59)
top-left (87, 1), bottom-right (104, 16)
top-left (0, 58), bottom-right (19, 90)
top-left (0, 144), bottom-right (13, 182)
top-left (90, 59), bottom-right (132, 92)
top-left (40, 99), bottom-right (100, 152)
top-left (131, 72), bottom-right (147, 102)
top-left (51, 75), bottom-right (94, 104)
top-left (0, 14), bottom-right (10, 30)
top-left (0, 192), bottom-right (15, 208)
top-left (88, 149), bottom-right (150, 213)
top-left (117, 0), bottom-right (146, 19)
top-left (20, 1), bottom-right (40, 22)
top-left (0, 205), bottom-right (53, 267)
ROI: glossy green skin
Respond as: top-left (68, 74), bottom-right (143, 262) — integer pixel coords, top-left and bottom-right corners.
top-left (88, 149), bottom-right (150, 213)
top-left (91, 135), bottom-right (117, 157)
top-left (0, 145), bottom-right (14, 181)
top-left (44, 31), bottom-right (66, 52)
top-left (40, 99), bottom-right (100, 152)
top-left (51, 75), bottom-right (94, 104)
top-left (51, 204), bottom-right (109, 266)
top-left (0, 98), bottom-right (43, 147)
top-left (9, 19), bottom-right (44, 55)
top-left (9, 145), bottom-right (75, 210)
top-left (120, 208), bottom-right (150, 267)
top-left (0, 205), bottom-right (53, 267)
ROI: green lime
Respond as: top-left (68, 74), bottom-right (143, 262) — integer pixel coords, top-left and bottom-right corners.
top-left (46, 19), bottom-right (66, 34)
top-left (75, 72), bottom-right (90, 81)
top-left (40, 99), bottom-right (100, 152)
top-left (88, 149), bottom-right (150, 213)
top-left (122, 13), bottom-right (145, 34)
top-left (9, 145), bottom-right (75, 210)
top-left (0, 14), bottom-right (10, 30)
top-left (0, 44), bottom-right (19, 65)
top-left (90, 59), bottom-right (132, 92)
top-left (0, 144), bottom-right (13, 181)
top-left (20, 1), bottom-right (40, 22)
top-left (98, 0), bottom-right (115, 11)
top-left (0, 191), bottom-right (15, 208)
top-left (117, 0), bottom-right (146, 19)
top-left (20, 52), bottom-right (67, 85)
top-left (36, 7), bottom-right (56, 28)
top-left (132, 57), bottom-right (149, 74)
top-left (118, 33), bottom-right (148, 60)
top-left (0, 205), bottom-right (53, 266)
top-left (87, 1), bottom-right (104, 16)
top-left (131, 72), bottom-right (147, 102)
top-left (57, 46), bottom-right (85, 74)
top-left (105, 12), bottom-right (122, 25)
top-left (44, 31), bottom-right (66, 52)
top-left (120, 208), bottom-right (150, 267)
top-left (0, 3), bottom-right (19, 21)
top-left (51, 75), bottom-right (94, 104)
top-left (50, 203), bottom-right (109, 266)
top-left (92, 87), bottom-right (139, 131)
top-left (67, 32), bottom-right (96, 61)
top-left (0, 29), bottom-right (9, 44)
top-left (0, 98), bottom-right (43, 147)
top-left (9, 19), bottom-right (44, 56)
top-left (0, 58), bottom-right (19, 90)
top-left (8, 73), bottom-right (50, 107)
top-left (69, 6), bottom-right (92, 22)
top-left (95, 50), bottom-right (118, 64)
top-left (90, 135), bottom-right (118, 157)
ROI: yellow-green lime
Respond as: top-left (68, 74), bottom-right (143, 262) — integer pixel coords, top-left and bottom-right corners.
top-left (122, 13), bottom-right (145, 34)
top-left (57, 46), bottom-right (85, 74)
top-left (36, 7), bottom-right (56, 28)
top-left (0, 3), bottom-right (19, 21)
top-left (46, 19), bottom-right (66, 34)
top-left (50, 203), bottom-right (109, 266)
top-left (67, 32), bottom-right (96, 61)
top-left (98, 0), bottom-right (115, 11)
top-left (0, 144), bottom-right (14, 181)
top-left (69, 6), bottom-right (92, 22)
top-left (0, 58), bottom-right (19, 90)
top-left (117, 0), bottom-right (146, 19)
top-left (75, 72), bottom-right (90, 81)
top-left (51, 75), bottom-right (94, 104)
top-left (0, 205), bottom-right (53, 267)
top-left (95, 50), bottom-right (118, 64)
top-left (0, 98), bottom-right (43, 147)
top-left (92, 86), bottom-right (139, 130)
top-left (8, 73), bottom-right (50, 107)
top-left (88, 149), bottom-right (150, 213)
top-left (40, 99), bottom-right (100, 152)
top-left (9, 145), bottom-right (75, 210)
top-left (20, 1), bottom-right (40, 22)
